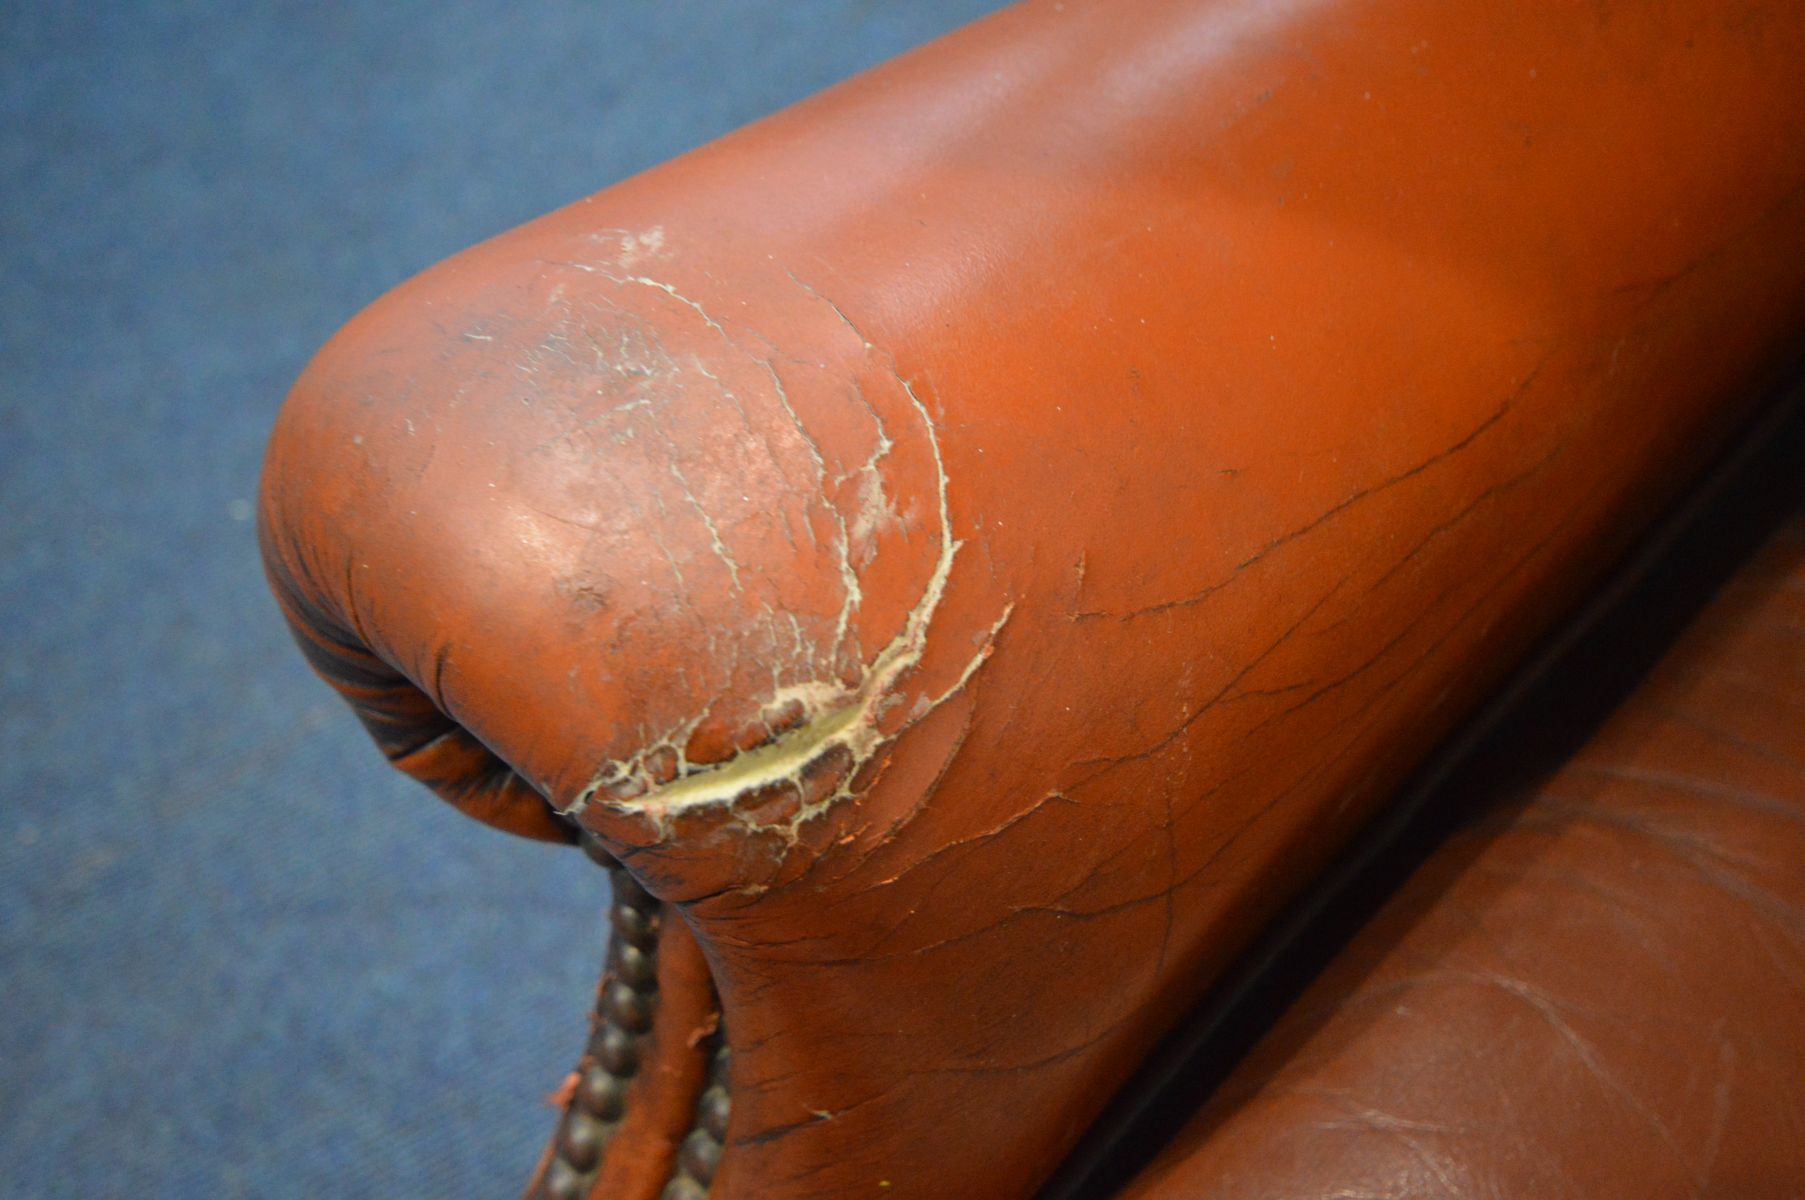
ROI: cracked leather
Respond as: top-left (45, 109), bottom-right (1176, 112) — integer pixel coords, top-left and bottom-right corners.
top-left (1118, 510), bottom-right (1805, 1199)
top-left (257, 0), bottom-right (1805, 1196)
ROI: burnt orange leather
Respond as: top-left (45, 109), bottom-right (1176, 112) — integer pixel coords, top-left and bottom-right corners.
top-left (1117, 508), bottom-right (1805, 1199)
top-left (258, 0), bottom-right (1805, 1196)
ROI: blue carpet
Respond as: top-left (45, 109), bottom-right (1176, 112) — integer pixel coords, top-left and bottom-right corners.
top-left (0, 3), bottom-right (1002, 1195)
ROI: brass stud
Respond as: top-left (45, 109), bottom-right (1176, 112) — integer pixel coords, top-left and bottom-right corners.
top-left (660, 1178), bottom-right (708, 1200)
top-left (543, 1159), bottom-right (587, 1200)
top-left (611, 940), bottom-right (657, 989)
top-left (595, 1023), bottom-right (639, 1076)
top-left (609, 900), bottom-right (658, 949)
top-left (698, 1085), bottom-right (730, 1142)
top-left (602, 979), bottom-right (654, 1033)
top-left (575, 1064), bottom-right (628, 1121)
top-left (561, 1110), bottom-right (607, 1172)
top-left (679, 1128), bottom-right (722, 1184)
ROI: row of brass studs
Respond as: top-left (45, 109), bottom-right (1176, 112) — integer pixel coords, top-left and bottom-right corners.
top-left (660, 1034), bottom-right (730, 1200)
top-left (536, 839), bottom-right (663, 1200)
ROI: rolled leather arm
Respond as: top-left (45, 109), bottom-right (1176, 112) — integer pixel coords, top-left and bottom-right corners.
top-left (259, 1), bottom-right (1805, 1196)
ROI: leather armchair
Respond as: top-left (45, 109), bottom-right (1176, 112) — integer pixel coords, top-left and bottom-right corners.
top-left (257, 1), bottom-right (1805, 1195)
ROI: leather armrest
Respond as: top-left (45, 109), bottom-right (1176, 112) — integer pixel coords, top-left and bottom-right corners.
top-left (258, 1), bottom-right (1805, 1195)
